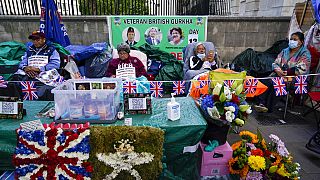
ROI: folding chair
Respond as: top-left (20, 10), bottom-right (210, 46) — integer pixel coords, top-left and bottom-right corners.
top-left (303, 91), bottom-right (320, 130)
top-left (306, 130), bottom-right (320, 154)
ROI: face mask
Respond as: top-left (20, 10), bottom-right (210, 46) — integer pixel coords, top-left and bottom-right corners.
top-left (197, 53), bottom-right (206, 59)
top-left (288, 40), bottom-right (299, 49)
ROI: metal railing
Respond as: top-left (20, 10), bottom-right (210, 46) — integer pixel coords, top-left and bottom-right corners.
top-left (0, 0), bottom-right (231, 16)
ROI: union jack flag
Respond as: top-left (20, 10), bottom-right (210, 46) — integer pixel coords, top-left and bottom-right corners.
top-left (224, 80), bottom-right (235, 88)
top-left (13, 127), bottom-right (92, 179)
top-left (173, 81), bottom-right (185, 95)
top-left (123, 81), bottom-right (137, 93)
top-left (272, 77), bottom-right (287, 96)
top-left (150, 81), bottom-right (163, 98)
top-left (199, 80), bottom-right (209, 88)
top-left (244, 78), bottom-right (258, 94)
top-left (294, 75), bottom-right (308, 94)
top-left (21, 81), bottom-right (38, 100)
top-left (0, 76), bottom-right (7, 88)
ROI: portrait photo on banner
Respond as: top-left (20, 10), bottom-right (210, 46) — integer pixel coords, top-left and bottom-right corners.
top-left (145, 27), bottom-right (162, 45)
top-left (122, 27), bottom-right (140, 46)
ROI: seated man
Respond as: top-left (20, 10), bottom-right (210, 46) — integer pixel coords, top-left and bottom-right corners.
top-left (106, 43), bottom-right (147, 78)
top-left (14, 31), bottom-right (60, 81)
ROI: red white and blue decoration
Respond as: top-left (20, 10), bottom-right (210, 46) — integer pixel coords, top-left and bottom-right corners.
top-left (199, 80), bottom-right (208, 88)
top-left (294, 75), bottom-right (308, 94)
top-left (244, 78), bottom-right (258, 94)
top-left (0, 76), bottom-right (7, 88)
top-left (21, 81), bottom-right (38, 100)
top-left (150, 81), bottom-right (164, 98)
top-left (224, 80), bottom-right (235, 88)
top-left (123, 81), bottom-right (137, 94)
top-left (272, 77), bottom-right (287, 96)
top-left (13, 125), bottom-right (92, 179)
top-left (172, 81), bottom-right (185, 95)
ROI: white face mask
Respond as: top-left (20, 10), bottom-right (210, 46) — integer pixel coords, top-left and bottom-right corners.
top-left (197, 53), bottom-right (206, 59)
top-left (288, 40), bottom-right (299, 49)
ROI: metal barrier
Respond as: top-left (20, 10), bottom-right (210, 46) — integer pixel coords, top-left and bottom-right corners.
top-left (0, 0), bottom-right (231, 16)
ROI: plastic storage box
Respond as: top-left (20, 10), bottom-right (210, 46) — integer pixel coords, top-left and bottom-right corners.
top-left (51, 78), bottom-right (121, 123)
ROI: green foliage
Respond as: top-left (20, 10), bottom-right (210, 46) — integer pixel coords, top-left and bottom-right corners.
top-left (89, 126), bottom-right (164, 180)
top-left (79, 0), bottom-right (149, 15)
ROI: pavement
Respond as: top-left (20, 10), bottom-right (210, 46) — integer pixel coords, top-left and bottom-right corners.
top-left (227, 103), bottom-right (320, 180)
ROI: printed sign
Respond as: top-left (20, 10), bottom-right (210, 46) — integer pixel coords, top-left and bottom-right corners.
top-left (20, 120), bottom-right (45, 131)
top-left (28, 55), bottom-right (48, 68)
top-left (116, 63), bottom-right (136, 79)
top-left (124, 93), bottom-right (152, 115)
top-left (0, 101), bottom-right (18, 114)
top-left (108, 16), bottom-right (207, 60)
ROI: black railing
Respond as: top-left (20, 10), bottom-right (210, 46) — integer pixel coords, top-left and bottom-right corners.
top-left (0, 0), bottom-right (231, 16)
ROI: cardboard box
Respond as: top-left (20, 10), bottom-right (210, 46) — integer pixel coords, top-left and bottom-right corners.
top-left (0, 96), bottom-right (23, 119)
top-left (200, 142), bottom-right (233, 176)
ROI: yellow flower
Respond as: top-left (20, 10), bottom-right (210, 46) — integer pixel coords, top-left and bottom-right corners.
top-left (276, 164), bottom-right (291, 178)
top-left (239, 131), bottom-right (258, 143)
top-left (248, 155), bottom-right (266, 171)
top-left (228, 157), bottom-right (249, 178)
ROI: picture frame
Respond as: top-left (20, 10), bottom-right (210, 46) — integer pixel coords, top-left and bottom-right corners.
top-left (124, 93), bottom-right (152, 115)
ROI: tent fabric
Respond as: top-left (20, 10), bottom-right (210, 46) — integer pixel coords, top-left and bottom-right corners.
top-left (0, 41), bottom-right (26, 80)
top-left (231, 40), bottom-right (288, 77)
top-left (312, 0), bottom-right (320, 23)
top-left (132, 43), bottom-right (184, 81)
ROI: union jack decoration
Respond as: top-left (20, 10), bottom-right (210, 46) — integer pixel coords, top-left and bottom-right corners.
top-left (150, 81), bottom-right (163, 98)
top-left (0, 76), bottom-right (7, 88)
top-left (21, 81), bottom-right (38, 100)
top-left (244, 78), bottom-right (258, 94)
top-left (272, 77), bottom-right (287, 96)
top-left (13, 127), bottom-right (92, 179)
top-left (123, 81), bottom-right (137, 93)
top-left (224, 80), bottom-right (235, 88)
top-left (199, 80), bottom-right (209, 88)
top-left (172, 81), bottom-right (185, 95)
top-left (294, 75), bottom-right (308, 94)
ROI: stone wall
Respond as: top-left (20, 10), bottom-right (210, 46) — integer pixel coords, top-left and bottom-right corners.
top-left (0, 16), bottom-right (290, 62)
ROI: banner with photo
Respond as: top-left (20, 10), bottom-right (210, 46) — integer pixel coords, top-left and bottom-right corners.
top-left (108, 16), bottom-right (207, 60)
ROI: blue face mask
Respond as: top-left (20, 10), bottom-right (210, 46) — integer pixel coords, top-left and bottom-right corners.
top-left (197, 53), bottom-right (206, 59)
top-left (288, 40), bottom-right (299, 49)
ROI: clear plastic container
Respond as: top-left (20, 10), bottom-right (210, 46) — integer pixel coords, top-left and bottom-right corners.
top-left (51, 78), bottom-right (121, 123)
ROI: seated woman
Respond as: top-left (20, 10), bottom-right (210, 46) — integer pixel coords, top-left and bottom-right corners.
top-left (189, 42), bottom-right (218, 71)
top-left (106, 43), bottom-right (147, 78)
top-left (254, 32), bottom-right (311, 113)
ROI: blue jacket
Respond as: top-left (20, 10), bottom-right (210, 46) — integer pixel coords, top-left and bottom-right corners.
top-left (19, 41), bottom-right (60, 72)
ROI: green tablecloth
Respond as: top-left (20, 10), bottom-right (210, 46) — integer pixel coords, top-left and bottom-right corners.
top-left (0, 97), bottom-right (207, 179)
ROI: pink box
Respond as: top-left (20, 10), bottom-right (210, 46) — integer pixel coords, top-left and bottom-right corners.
top-left (200, 142), bottom-right (233, 176)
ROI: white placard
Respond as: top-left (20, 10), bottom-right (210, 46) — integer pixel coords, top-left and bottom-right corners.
top-left (20, 120), bottom-right (45, 131)
top-left (124, 118), bottom-right (132, 126)
top-left (0, 101), bottom-right (18, 114)
top-left (116, 63), bottom-right (136, 79)
top-left (188, 34), bottom-right (199, 44)
top-left (28, 55), bottom-right (48, 68)
top-left (183, 142), bottom-right (200, 153)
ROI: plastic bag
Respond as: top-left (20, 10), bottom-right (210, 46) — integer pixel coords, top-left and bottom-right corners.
top-left (85, 43), bottom-right (113, 78)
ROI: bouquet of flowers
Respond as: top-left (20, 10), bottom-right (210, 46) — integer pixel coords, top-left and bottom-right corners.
top-left (229, 130), bottom-right (301, 180)
top-left (199, 82), bottom-right (252, 127)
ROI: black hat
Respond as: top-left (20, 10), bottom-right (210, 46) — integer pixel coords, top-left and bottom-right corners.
top-left (127, 27), bottom-right (135, 33)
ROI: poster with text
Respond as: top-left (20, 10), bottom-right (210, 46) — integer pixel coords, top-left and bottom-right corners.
top-left (108, 16), bottom-right (207, 60)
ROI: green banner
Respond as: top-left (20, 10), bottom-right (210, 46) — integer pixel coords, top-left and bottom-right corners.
top-left (108, 16), bottom-right (207, 60)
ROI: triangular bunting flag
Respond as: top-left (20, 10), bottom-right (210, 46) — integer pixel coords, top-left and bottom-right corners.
top-left (271, 77), bottom-right (287, 96)
top-left (294, 75), bottom-right (308, 94)
top-left (21, 81), bottom-right (38, 100)
top-left (150, 81), bottom-right (163, 98)
top-left (123, 81), bottom-right (137, 93)
top-left (172, 81), bottom-right (185, 95)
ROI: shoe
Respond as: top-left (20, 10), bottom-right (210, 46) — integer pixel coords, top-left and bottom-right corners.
top-left (253, 104), bottom-right (268, 113)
